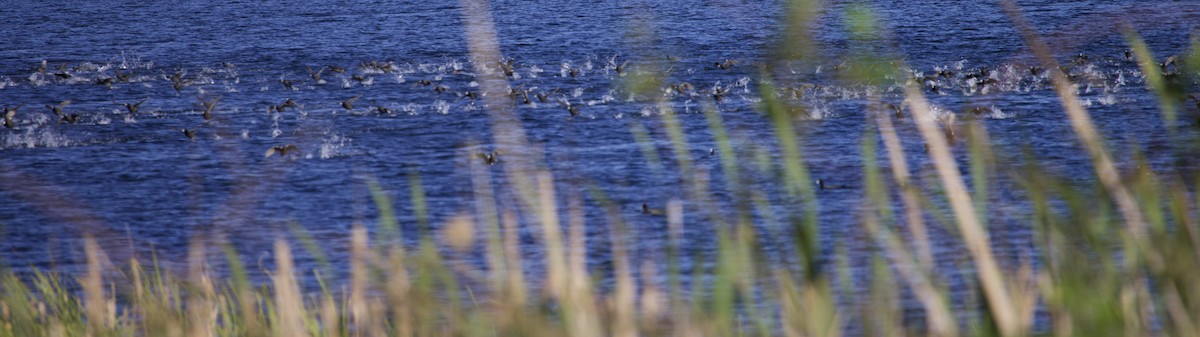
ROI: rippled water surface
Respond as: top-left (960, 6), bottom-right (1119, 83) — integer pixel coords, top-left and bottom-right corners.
top-left (1, 0), bottom-right (1199, 307)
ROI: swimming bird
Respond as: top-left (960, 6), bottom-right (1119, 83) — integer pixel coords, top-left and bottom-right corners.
top-left (281, 79), bottom-right (294, 90)
top-left (568, 67), bottom-right (581, 78)
top-left (1029, 66), bottom-right (1043, 77)
top-left (374, 106), bottom-right (393, 114)
top-left (265, 144), bottom-right (300, 158)
top-left (328, 65), bottom-right (346, 73)
top-left (46, 100), bottom-right (71, 117)
top-left (883, 103), bottom-right (902, 117)
top-left (1072, 53), bottom-right (1089, 65)
top-left (182, 128), bottom-right (197, 140)
top-left (196, 96), bottom-right (219, 120)
top-left (1124, 49), bottom-right (1133, 61)
top-left (342, 95), bottom-right (362, 110)
top-left (122, 98), bottom-right (147, 114)
top-left (927, 84), bottom-right (942, 95)
top-left (967, 106), bottom-right (991, 116)
top-left (671, 82), bottom-right (694, 95)
top-left (460, 91), bottom-right (481, 100)
top-left (351, 74), bottom-right (368, 83)
top-left (3, 105), bottom-right (21, 129)
top-left (59, 113), bottom-right (79, 124)
top-left (478, 150), bottom-right (500, 165)
top-left (712, 86), bottom-right (729, 102)
top-left (278, 98), bottom-right (299, 111)
top-left (716, 59), bottom-right (737, 70)
top-left (815, 179), bottom-right (848, 190)
top-left (433, 84), bottom-right (449, 94)
top-left (35, 60), bottom-right (46, 74)
top-left (641, 203), bottom-right (666, 216)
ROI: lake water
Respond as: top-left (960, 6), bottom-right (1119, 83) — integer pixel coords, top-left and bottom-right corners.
top-left (1, 0), bottom-right (1198, 324)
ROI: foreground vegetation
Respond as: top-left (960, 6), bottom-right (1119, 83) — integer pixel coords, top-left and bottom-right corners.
top-left (4, 1), bottom-right (1200, 336)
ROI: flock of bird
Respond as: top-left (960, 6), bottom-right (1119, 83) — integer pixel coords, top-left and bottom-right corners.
top-left (1, 50), bottom-right (1196, 160)
top-left (0, 55), bottom-right (768, 156)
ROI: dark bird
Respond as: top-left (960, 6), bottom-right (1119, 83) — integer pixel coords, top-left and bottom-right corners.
top-left (96, 77), bottom-right (115, 87)
top-left (307, 66), bottom-right (325, 82)
top-left (281, 98), bottom-right (299, 110)
top-left (3, 105), bottom-right (21, 129)
top-left (558, 99), bottom-right (580, 117)
top-left (816, 179), bottom-right (848, 190)
top-left (478, 150), bottom-right (501, 165)
top-left (519, 91), bottom-right (532, 105)
top-left (712, 86), bottom-right (729, 102)
top-left (498, 59), bottom-right (516, 77)
top-left (433, 84), bottom-right (449, 94)
top-left (641, 203), bottom-right (666, 216)
top-left (59, 113), bottom-right (79, 124)
top-left (341, 95), bottom-right (362, 110)
top-left (35, 60), bottom-right (46, 74)
top-left (716, 59), bottom-right (737, 70)
top-left (671, 82), bottom-right (694, 95)
top-left (832, 61), bottom-right (848, 72)
top-left (883, 103), bottom-right (902, 117)
top-left (374, 106), bottom-right (393, 114)
top-left (196, 96), bottom-right (219, 121)
top-left (416, 79), bottom-right (432, 86)
top-left (46, 100), bottom-right (71, 116)
top-left (534, 89), bottom-right (556, 103)
top-left (1160, 55), bottom-right (1180, 73)
top-left (281, 79), bottom-right (295, 90)
top-left (967, 106), bottom-right (991, 116)
top-left (507, 87), bottom-right (524, 99)
top-left (265, 144), bottom-right (300, 158)
top-left (169, 70), bottom-right (188, 93)
top-left (460, 91), bottom-right (481, 100)
top-left (351, 74), bottom-right (367, 83)
top-left (328, 65), bottom-right (347, 73)
top-left (182, 128), bottom-right (197, 140)
top-left (122, 98), bottom-right (147, 114)
top-left (568, 67), bottom-right (581, 78)
top-left (114, 68), bottom-right (130, 82)
top-left (1072, 53), bottom-right (1089, 65)
top-left (1124, 49), bottom-right (1133, 61)
top-left (614, 60), bottom-right (629, 76)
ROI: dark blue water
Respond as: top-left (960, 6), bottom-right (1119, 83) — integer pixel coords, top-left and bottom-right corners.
top-left (1, 0), bottom-right (1199, 329)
